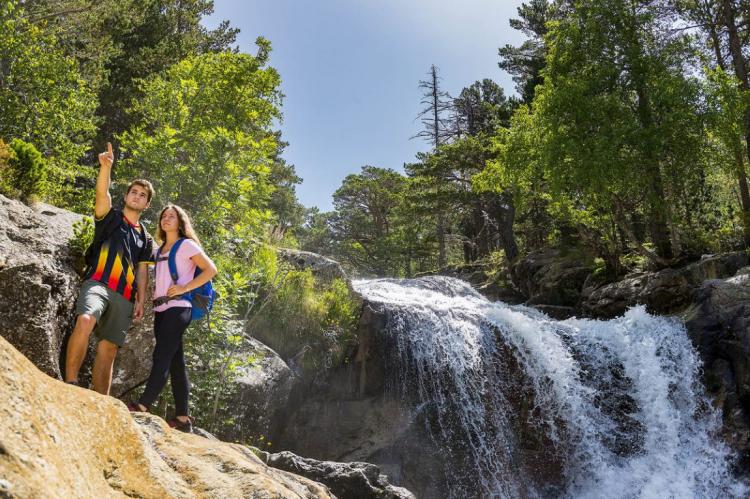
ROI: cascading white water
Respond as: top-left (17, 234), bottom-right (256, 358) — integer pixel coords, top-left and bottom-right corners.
top-left (353, 276), bottom-right (747, 499)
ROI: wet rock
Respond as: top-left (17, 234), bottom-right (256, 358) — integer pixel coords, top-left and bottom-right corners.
top-left (274, 303), bottom-right (445, 498)
top-left (512, 249), bottom-right (593, 308)
top-left (111, 277), bottom-right (156, 398)
top-left (258, 450), bottom-right (416, 499)
top-left (214, 334), bottom-right (295, 444)
top-left (685, 271), bottom-right (750, 474)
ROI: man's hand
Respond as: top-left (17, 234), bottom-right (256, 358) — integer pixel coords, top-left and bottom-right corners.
top-left (134, 301), bottom-right (144, 321)
top-left (99, 142), bottom-right (114, 169)
top-left (94, 141), bottom-right (114, 219)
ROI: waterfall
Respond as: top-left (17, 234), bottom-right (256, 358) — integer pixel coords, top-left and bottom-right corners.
top-left (353, 276), bottom-right (747, 499)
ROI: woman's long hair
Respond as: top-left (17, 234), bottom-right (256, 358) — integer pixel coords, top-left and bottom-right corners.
top-left (156, 204), bottom-right (201, 247)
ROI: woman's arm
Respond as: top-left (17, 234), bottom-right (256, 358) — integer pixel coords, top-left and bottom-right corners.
top-left (166, 252), bottom-right (217, 297)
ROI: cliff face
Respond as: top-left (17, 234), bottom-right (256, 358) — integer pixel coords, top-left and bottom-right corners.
top-left (0, 195), bottom-right (83, 380)
top-left (0, 334), bottom-right (332, 499)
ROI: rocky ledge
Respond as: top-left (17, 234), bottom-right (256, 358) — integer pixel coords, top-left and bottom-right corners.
top-left (0, 334), bottom-right (333, 498)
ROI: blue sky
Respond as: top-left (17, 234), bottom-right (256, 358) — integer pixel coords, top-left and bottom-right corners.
top-left (204, 0), bottom-right (526, 211)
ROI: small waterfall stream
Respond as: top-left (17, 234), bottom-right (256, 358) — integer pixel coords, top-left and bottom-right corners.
top-left (353, 276), bottom-right (746, 499)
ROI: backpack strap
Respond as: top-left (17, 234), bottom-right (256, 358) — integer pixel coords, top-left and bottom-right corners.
top-left (167, 238), bottom-right (186, 284)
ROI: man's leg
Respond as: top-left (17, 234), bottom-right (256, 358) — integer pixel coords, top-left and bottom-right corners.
top-left (92, 339), bottom-right (119, 395)
top-left (65, 314), bottom-right (97, 383)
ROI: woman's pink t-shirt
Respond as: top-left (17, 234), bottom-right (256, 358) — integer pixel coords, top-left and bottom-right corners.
top-left (153, 238), bottom-right (204, 313)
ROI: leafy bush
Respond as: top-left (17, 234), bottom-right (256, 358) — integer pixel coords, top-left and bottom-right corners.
top-left (69, 217), bottom-right (94, 274)
top-left (9, 139), bottom-right (47, 203)
top-left (0, 140), bottom-right (15, 198)
top-left (251, 269), bottom-right (359, 377)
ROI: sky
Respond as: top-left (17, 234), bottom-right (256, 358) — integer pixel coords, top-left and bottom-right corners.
top-left (203, 0), bottom-right (526, 211)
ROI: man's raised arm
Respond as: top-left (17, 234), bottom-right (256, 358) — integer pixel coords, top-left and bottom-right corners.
top-left (94, 142), bottom-right (114, 219)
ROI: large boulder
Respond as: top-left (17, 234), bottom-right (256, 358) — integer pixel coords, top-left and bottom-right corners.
top-left (111, 278), bottom-right (156, 398)
top-left (273, 303), bottom-right (447, 498)
top-left (0, 195), bottom-right (83, 379)
top-left (511, 249), bottom-right (593, 311)
top-left (213, 334), bottom-right (296, 444)
top-left (259, 450), bottom-right (416, 499)
top-left (0, 334), bottom-right (333, 498)
top-left (277, 248), bottom-right (347, 282)
top-left (684, 269), bottom-right (750, 473)
top-left (582, 252), bottom-right (749, 318)
top-left (437, 262), bottom-right (526, 304)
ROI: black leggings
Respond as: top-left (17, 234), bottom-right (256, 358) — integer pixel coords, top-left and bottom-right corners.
top-left (138, 307), bottom-right (192, 416)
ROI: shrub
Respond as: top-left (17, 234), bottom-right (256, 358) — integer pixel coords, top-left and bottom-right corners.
top-left (69, 217), bottom-right (94, 274)
top-left (0, 140), bottom-right (15, 197)
top-left (9, 139), bottom-right (47, 203)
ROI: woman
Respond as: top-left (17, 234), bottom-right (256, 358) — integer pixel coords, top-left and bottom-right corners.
top-left (128, 204), bottom-right (217, 433)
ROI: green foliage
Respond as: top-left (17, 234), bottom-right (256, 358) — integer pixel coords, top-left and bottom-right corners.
top-left (87, 0), bottom-right (240, 150)
top-left (0, 1), bottom-right (97, 209)
top-left (8, 139), bottom-right (47, 202)
top-left (453, 79), bottom-right (517, 135)
top-left (532, 0), bottom-right (707, 263)
top-left (329, 166), bottom-right (410, 276)
top-left (252, 270), bottom-right (358, 374)
top-left (69, 216), bottom-right (94, 273)
top-left (498, 0), bottom-right (555, 103)
top-left (0, 140), bottom-right (17, 198)
top-left (118, 45), bottom-right (282, 243)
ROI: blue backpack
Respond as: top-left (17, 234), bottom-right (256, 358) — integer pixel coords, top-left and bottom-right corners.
top-left (162, 238), bottom-right (215, 321)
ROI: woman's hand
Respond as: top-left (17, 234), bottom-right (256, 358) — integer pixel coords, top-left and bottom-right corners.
top-left (167, 284), bottom-right (189, 297)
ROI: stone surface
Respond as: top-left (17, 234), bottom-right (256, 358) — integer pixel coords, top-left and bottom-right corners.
top-left (273, 303), bottom-right (447, 498)
top-left (259, 450), bottom-right (416, 499)
top-left (582, 252), bottom-right (749, 318)
top-left (685, 271), bottom-right (750, 474)
top-left (213, 335), bottom-right (296, 444)
top-left (0, 195), bottom-right (83, 379)
top-left (273, 300), bottom-right (567, 498)
top-left (277, 248), bottom-right (347, 282)
top-left (511, 249), bottom-right (593, 310)
top-left (0, 194), bottom-right (158, 392)
top-left (436, 262), bottom-right (526, 304)
top-left (111, 276), bottom-right (156, 398)
top-left (0, 334), bottom-right (333, 499)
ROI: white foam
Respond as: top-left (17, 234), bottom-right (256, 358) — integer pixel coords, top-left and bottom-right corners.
top-left (354, 277), bottom-right (747, 499)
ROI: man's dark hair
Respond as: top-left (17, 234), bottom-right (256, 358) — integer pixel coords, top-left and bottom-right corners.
top-left (126, 179), bottom-right (155, 202)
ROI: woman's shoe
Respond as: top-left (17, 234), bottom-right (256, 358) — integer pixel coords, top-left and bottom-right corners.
top-left (127, 402), bottom-right (149, 413)
top-left (168, 416), bottom-right (194, 433)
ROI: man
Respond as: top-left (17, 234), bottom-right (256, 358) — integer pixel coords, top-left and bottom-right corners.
top-left (64, 142), bottom-right (155, 395)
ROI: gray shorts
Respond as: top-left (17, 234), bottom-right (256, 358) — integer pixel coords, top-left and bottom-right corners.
top-left (74, 279), bottom-right (134, 346)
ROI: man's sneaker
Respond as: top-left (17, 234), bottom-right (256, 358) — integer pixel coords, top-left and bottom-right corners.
top-left (127, 402), bottom-right (149, 413)
top-left (168, 416), bottom-right (194, 433)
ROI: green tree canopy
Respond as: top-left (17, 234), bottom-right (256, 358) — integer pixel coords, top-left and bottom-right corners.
top-left (0, 0), bottom-right (97, 208)
top-left (118, 41), bottom-right (282, 245)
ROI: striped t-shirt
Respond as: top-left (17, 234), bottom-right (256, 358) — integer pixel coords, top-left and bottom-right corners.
top-left (84, 208), bottom-right (154, 301)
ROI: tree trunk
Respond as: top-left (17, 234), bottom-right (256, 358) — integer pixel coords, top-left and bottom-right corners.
top-left (495, 190), bottom-right (519, 263)
top-left (735, 149), bottom-right (750, 246)
top-left (722, 0), bottom-right (750, 247)
top-left (634, 78), bottom-right (673, 260)
top-left (613, 199), bottom-right (671, 267)
top-left (437, 212), bottom-right (447, 269)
